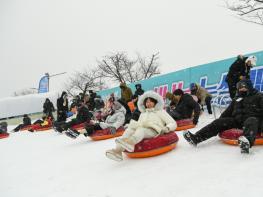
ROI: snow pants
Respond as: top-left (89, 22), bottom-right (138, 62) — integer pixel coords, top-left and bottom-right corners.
top-left (116, 127), bottom-right (157, 151)
top-left (194, 117), bottom-right (260, 146)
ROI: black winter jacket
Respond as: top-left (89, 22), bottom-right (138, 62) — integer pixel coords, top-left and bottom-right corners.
top-left (23, 117), bottom-right (31, 125)
top-left (175, 94), bottom-right (201, 123)
top-left (76, 105), bottom-right (93, 122)
top-left (43, 101), bottom-right (55, 114)
top-left (220, 91), bottom-right (263, 124)
top-left (226, 57), bottom-right (251, 84)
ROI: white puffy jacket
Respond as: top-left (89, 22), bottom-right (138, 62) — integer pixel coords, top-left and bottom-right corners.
top-left (128, 91), bottom-right (177, 134)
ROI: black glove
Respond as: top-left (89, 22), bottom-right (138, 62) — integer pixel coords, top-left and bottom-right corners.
top-left (193, 119), bottom-right (198, 125)
top-left (85, 125), bottom-right (95, 136)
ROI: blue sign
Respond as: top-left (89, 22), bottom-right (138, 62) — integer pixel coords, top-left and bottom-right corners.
top-left (38, 75), bottom-right (49, 93)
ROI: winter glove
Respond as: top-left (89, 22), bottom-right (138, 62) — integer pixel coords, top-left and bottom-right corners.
top-left (193, 119), bottom-right (198, 125)
top-left (160, 126), bottom-right (169, 134)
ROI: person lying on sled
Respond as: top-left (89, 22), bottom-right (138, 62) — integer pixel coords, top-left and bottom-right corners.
top-left (65, 100), bottom-right (126, 139)
top-left (53, 100), bottom-right (93, 133)
top-left (12, 114), bottom-right (32, 132)
top-left (0, 122), bottom-right (8, 134)
top-left (183, 79), bottom-right (263, 154)
top-left (105, 90), bottom-right (177, 161)
top-left (27, 115), bottom-right (53, 132)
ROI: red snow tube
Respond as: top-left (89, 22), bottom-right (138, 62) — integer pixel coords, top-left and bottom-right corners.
top-left (90, 126), bottom-right (125, 141)
top-left (176, 119), bottom-right (195, 131)
top-left (219, 129), bottom-right (263, 145)
top-left (71, 121), bottom-right (92, 131)
top-left (124, 132), bottom-right (179, 158)
top-left (0, 133), bottom-right (9, 139)
top-left (30, 123), bottom-right (53, 132)
top-left (20, 125), bottom-right (33, 131)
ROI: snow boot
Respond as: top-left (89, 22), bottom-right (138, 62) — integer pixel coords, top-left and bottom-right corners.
top-left (53, 126), bottom-right (63, 133)
top-left (106, 149), bottom-right (123, 162)
top-left (65, 128), bottom-right (80, 139)
top-left (84, 125), bottom-right (95, 137)
top-left (115, 137), bottom-right (136, 152)
top-left (109, 126), bottom-right (116, 135)
top-left (238, 136), bottom-right (250, 154)
top-left (183, 130), bottom-right (198, 146)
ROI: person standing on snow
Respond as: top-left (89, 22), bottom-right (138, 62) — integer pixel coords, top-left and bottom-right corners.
top-left (183, 79), bottom-right (263, 154)
top-left (43, 98), bottom-right (55, 120)
top-left (105, 91), bottom-right (176, 161)
top-left (57, 91), bottom-right (69, 122)
top-left (134, 84), bottom-right (144, 97)
top-left (225, 55), bottom-right (257, 99)
top-left (119, 82), bottom-right (133, 104)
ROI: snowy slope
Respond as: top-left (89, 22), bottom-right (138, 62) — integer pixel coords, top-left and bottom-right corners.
top-left (1, 112), bottom-right (263, 197)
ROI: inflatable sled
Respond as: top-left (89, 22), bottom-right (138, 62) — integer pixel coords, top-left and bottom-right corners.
top-left (0, 133), bottom-right (9, 139)
top-left (90, 126), bottom-right (125, 141)
top-left (124, 132), bottom-right (179, 158)
top-left (219, 129), bottom-right (263, 145)
top-left (71, 121), bottom-right (91, 131)
top-left (175, 119), bottom-right (195, 131)
top-left (29, 122), bottom-right (53, 132)
top-left (20, 125), bottom-right (33, 131)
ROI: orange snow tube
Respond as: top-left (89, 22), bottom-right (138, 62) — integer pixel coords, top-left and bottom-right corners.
top-left (125, 132), bottom-right (179, 158)
top-left (71, 121), bottom-right (92, 131)
top-left (90, 127), bottom-right (125, 141)
top-left (175, 119), bottom-right (195, 131)
top-left (0, 133), bottom-right (9, 139)
top-left (219, 129), bottom-right (263, 145)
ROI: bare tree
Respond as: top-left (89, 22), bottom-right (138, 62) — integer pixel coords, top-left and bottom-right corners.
top-left (13, 88), bottom-right (38, 96)
top-left (136, 52), bottom-right (160, 80)
top-left (97, 52), bottom-right (130, 83)
top-left (97, 52), bottom-right (160, 84)
top-left (64, 68), bottom-right (106, 96)
top-left (225, 0), bottom-right (263, 25)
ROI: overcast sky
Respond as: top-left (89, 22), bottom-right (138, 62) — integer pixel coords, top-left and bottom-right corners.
top-left (0, 0), bottom-right (262, 98)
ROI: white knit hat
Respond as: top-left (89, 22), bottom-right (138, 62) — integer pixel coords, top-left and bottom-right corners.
top-left (245, 55), bottom-right (257, 66)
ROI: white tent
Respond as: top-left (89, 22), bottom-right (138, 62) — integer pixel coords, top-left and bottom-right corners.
top-left (0, 92), bottom-right (60, 119)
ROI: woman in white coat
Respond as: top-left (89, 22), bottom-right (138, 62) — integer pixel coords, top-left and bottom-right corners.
top-left (106, 90), bottom-right (177, 161)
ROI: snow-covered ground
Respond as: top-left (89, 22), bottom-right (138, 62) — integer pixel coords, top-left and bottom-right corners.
top-left (1, 111), bottom-right (263, 197)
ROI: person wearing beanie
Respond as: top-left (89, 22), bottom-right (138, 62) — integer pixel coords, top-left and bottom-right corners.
top-left (134, 84), bottom-right (145, 97)
top-left (225, 54), bottom-right (257, 99)
top-left (166, 89), bottom-right (200, 125)
top-left (184, 79), bottom-right (263, 154)
top-left (57, 91), bottom-right (69, 121)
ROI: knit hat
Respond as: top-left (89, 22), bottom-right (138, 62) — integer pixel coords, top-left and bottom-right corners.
top-left (245, 55), bottom-right (257, 66)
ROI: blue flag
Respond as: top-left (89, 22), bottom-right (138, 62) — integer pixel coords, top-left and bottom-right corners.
top-left (38, 75), bottom-right (49, 93)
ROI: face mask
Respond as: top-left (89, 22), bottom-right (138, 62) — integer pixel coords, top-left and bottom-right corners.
top-left (239, 91), bottom-right (248, 97)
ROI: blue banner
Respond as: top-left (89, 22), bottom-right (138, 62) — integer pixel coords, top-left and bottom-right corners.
top-left (38, 75), bottom-right (49, 93)
top-left (97, 50), bottom-right (263, 103)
